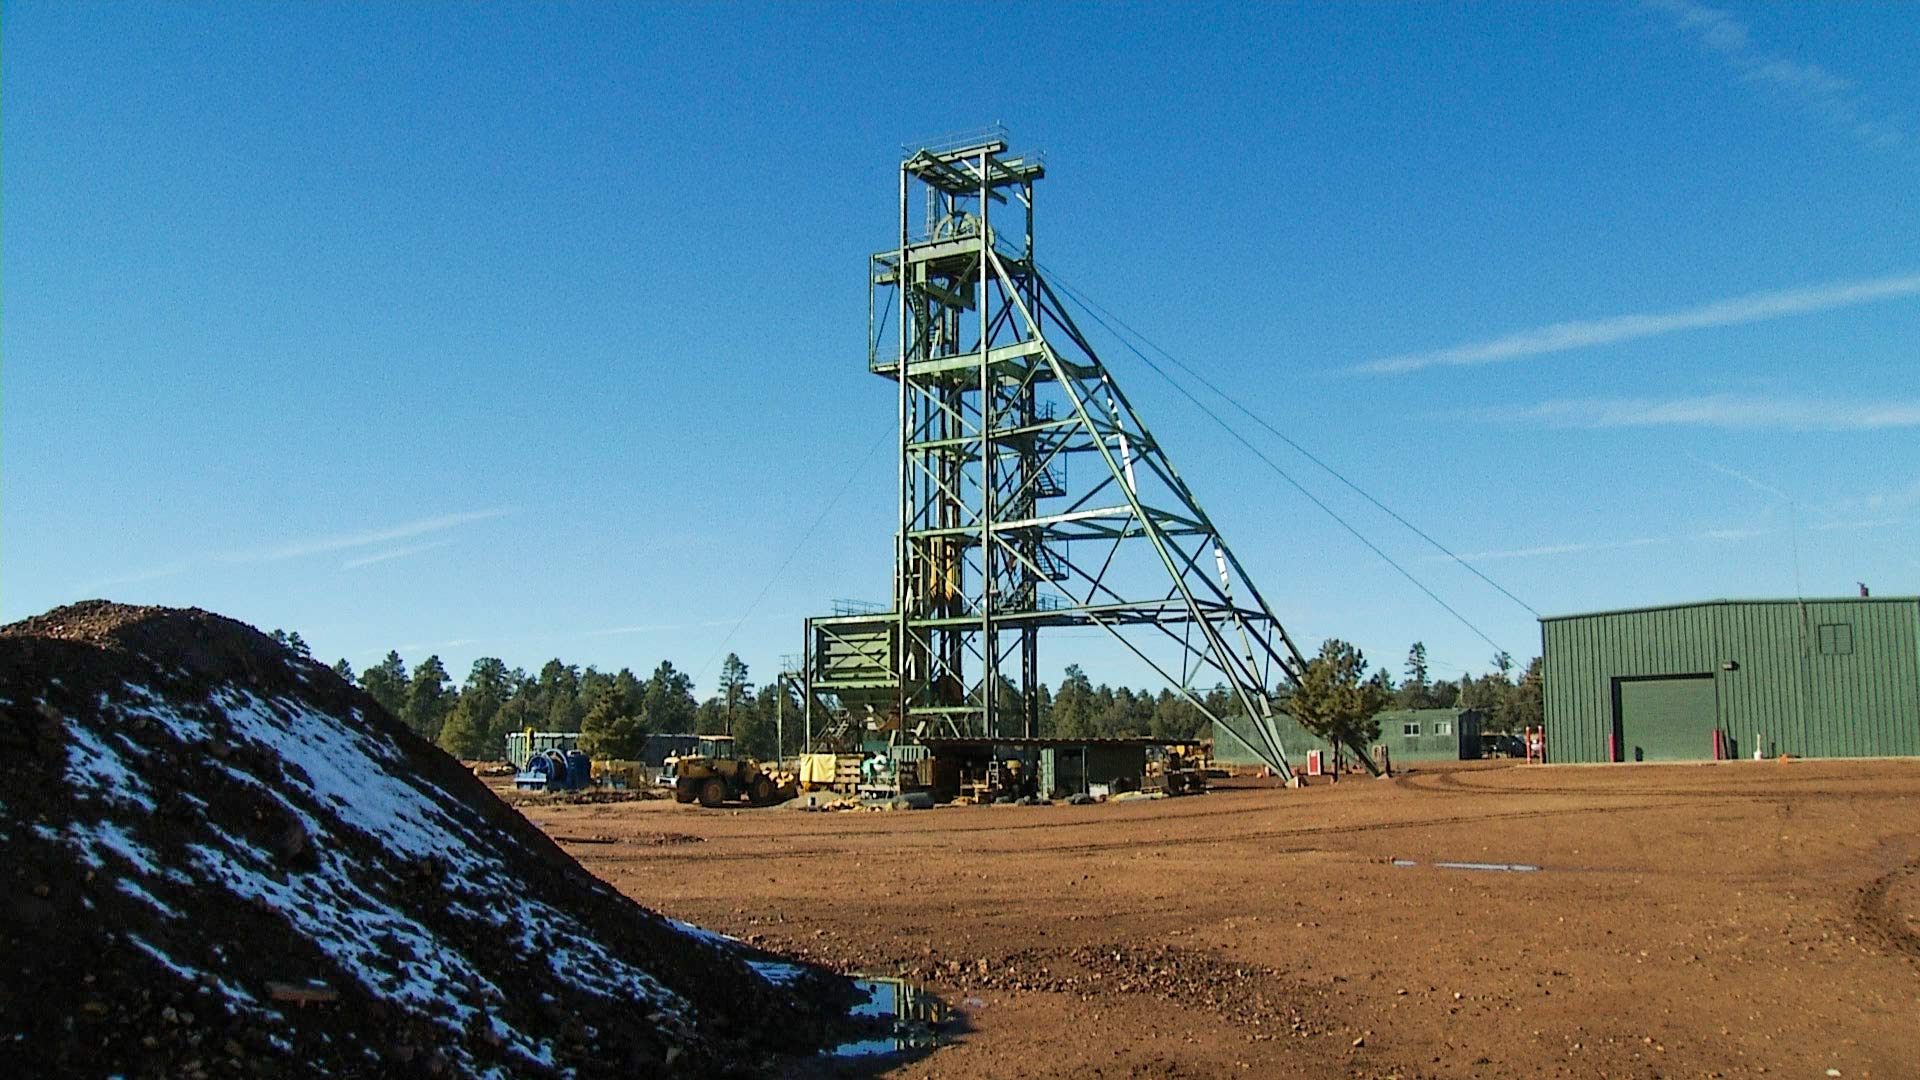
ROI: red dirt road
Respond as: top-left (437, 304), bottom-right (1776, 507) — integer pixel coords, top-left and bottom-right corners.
top-left (511, 760), bottom-right (1920, 1078)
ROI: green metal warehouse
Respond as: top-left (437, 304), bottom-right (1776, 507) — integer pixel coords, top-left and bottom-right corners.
top-left (1541, 597), bottom-right (1920, 763)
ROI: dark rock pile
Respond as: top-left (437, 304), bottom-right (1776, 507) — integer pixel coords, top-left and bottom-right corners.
top-left (0, 602), bottom-right (853, 1077)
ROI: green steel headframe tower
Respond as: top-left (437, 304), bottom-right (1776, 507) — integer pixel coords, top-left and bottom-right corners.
top-left (805, 130), bottom-right (1309, 777)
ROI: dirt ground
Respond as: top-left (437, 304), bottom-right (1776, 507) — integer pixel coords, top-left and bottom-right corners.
top-left (505, 759), bottom-right (1920, 1079)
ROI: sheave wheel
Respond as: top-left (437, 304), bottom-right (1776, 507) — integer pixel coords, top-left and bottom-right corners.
top-left (698, 777), bottom-right (728, 808)
top-left (749, 776), bottom-right (775, 806)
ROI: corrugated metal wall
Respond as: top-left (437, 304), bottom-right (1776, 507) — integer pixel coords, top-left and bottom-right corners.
top-left (1373, 709), bottom-right (1483, 761)
top-left (1211, 711), bottom-right (1320, 766)
top-left (1212, 709), bottom-right (1482, 764)
top-left (1541, 598), bottom-right (1920, 762)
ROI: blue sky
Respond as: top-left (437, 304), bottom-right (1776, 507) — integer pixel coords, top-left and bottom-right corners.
top-left (6, 2), bottom-right (1916, 692)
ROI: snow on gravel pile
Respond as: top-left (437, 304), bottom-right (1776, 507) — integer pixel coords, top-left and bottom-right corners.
top-left (0, 602), bottom-right (854, 1079)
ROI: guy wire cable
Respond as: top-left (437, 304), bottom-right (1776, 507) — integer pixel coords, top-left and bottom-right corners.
top-left (1045, 273), bottom-right (1517, 657)
top-left (1042, 263), bottom-right (1542, 621)
top-left (697, 427), bottom-right (893, 686)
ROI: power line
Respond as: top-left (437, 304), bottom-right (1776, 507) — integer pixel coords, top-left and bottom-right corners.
top-left (1043, 273), bottom-right (1517, 658)
top-left (696, 429), bottom-right (893, 687)
top-left (1042, 265), bottom-right (1541, 620)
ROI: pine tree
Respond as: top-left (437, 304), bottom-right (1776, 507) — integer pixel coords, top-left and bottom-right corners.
top-left (693, 697), bottom-right (729, 736)
top-left (359, 652), bottom-right (409, 719)
top-left (536, 660), bottom-right (582, 731)
top-left (488, 688), bottom-right (538, 757)
top-left (1493, 656), bottom-right (1544, 734)
top-left (642, 661), bottom-right (696, 733)
top-left (1050, 665), bottom-right (1096, 739)
top-left (1398, 642), bottom-right (1431, 708)
top-left (733, 700), bottom-right (775, 762)
top-left (267, 629), bottom-right (312, 660)
top-left (404, 656), bottom-right (452, 741)
top-left (436, 696), bottom-right (490, 759)
top-left (578, 687), bottom-right (648, 759)
top-left (1290, 639), bottom-right (1389, 766)
top-left (717, 653), bottom-right (751, 735)
top-left (438, 658), bottom-right (511, 759)
top-left (1150, 689), bottom-right (1205, 740)
top-left (613, 667), bottom-right (645, 717)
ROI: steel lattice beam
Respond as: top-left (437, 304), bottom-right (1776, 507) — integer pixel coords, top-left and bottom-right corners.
top-left (804, 134), bottom-right (1307, 776)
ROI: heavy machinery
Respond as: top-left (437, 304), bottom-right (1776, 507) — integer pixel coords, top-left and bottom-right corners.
top-left (658, 735), bottom-right (796, 808)
top-left (514, 748), bottom-right (591, 792)
top-left (1145, 747), bottom-right (1209, 796)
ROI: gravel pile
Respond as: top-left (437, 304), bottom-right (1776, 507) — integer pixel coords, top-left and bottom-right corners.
top-left (0, 602), bottom-right (852, 1078)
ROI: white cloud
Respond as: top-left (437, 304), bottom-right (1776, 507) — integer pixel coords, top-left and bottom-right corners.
top-left (1360, 272), bottom-right (1920, 374)
top-left (76, 509), bottom-right (513, 593)
top-left (1647, 0), bottom-right (1912, 153)
top-left (1439, 518), bottom-right (1899, 565)
top-left (1692, 527), bottom-right (1772, 541)
top-left (1807, 517), bottom-right (1902, 533)
top-left (1498, 394), bottom-right (1920, 431)
top-left (1864, 478), bottom-right (1920, 512)
top-left (74, 562), bottom-right (198, 593)
top-left (581, 616), bottom-right (781, 638)
top-left (342, 541), bottom-right (454, 569)
top-left (241, 509), bottom-right (514, 561)
top-left (1445, 537), bottom-right (1669, 563)
top-left (1686, 452), bottom-right (1793, 502)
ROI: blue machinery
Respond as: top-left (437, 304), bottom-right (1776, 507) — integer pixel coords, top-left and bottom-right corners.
top-left (514, 749), bottom-right (592, 792)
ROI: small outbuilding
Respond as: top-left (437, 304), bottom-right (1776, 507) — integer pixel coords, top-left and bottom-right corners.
top-left (1211, 707), bottom-right (1484, 768)
top-left (1541, 596), bottom-right (1920, 762)
top-left (1372, 708), bottom-right (1484, 762)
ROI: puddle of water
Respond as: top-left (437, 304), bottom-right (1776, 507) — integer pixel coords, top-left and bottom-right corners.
top-left (824, 975), bottom-right (951, 1059)
top-left (1393, 858), bottom-right (1541, 873)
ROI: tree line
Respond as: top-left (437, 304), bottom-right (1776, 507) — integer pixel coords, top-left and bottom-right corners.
top-left (1024, 640), bottom-right (1542, 746)
top-left (319, 646), bottom-right (797, 764)
top-left (270, 630), bottom-right (1540, 763)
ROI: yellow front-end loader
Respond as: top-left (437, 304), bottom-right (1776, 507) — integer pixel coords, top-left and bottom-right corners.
top-left (658, 736), bottom-right (795, 808)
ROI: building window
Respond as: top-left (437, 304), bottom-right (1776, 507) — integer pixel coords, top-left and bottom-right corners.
top-left (1434, 721), bottom-right (1452, 736)
top-left (1402, 722), bottom-right (1421, 737)
top-left (1817, 623), bottom-right (1854, 656)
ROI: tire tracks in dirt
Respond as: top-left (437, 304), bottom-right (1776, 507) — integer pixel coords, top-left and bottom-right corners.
top-left (570, 799), bottom-right (1698, 866)
top-left (1854, 853), bottom-right (1920, 962)
top-left (1397, 768), bottom-right (1920, 801)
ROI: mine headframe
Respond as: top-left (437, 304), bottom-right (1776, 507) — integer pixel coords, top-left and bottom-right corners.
top-left (804, 129), bottom-right (1309, 778)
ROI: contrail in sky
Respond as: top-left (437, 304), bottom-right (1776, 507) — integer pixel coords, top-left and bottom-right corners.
top-left (245, 509), bottom-right (513, 561)
top-left (1358, 271), bottom-right (1920, 374)
top-left (342, 541), bottom-right (454, 569)
top-left (1498, 395), bottom-right (1920, 432)
top-left (1646, 0), bottom-right (1913, 155)
top-left (1686, 452), bottom-right (1793, 502)
top-left (76, 508), bottom-right (515, 593)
